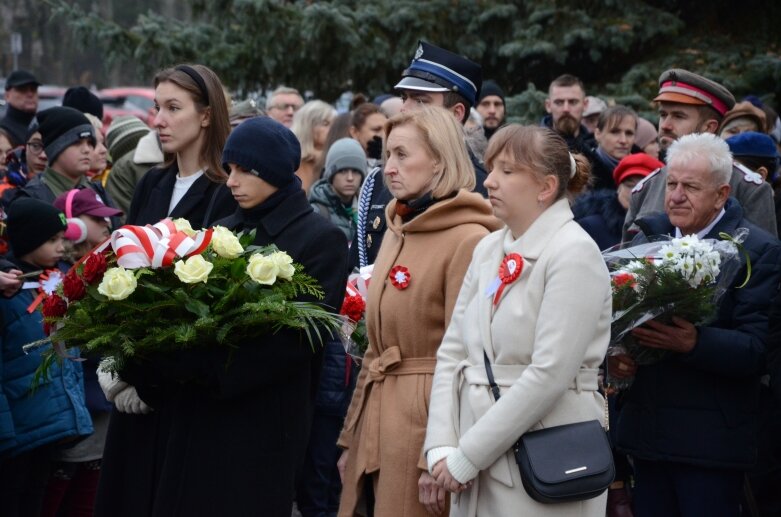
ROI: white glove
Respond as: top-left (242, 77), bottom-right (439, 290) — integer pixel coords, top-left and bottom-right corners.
top-left (97, 362), bottom-right (129, 401)
top-left (113, 385), bottom-right (152, 414)
top-left (97, 360), bottom-right (151, 414)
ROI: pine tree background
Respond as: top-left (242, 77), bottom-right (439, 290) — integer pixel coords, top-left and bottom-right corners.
top-left (2, 0), bottom-right (779, 122)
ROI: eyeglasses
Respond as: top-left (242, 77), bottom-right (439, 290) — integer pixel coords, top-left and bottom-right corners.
top-left (270, 103), bottom-right (302, 112)
top-left (26, 141), bottom-right (44, 154)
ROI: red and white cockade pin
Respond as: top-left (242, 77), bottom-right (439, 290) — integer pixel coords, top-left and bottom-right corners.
top-left (493, 253), bottom-right (523, 305)
top-left (389, 265), bottom-right (411, 290)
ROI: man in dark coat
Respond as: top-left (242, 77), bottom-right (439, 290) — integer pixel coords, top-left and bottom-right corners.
top-left (610, 133), bottom-right (781, 516)
top-left (103, 117), bottom-right (348, 517)
top-left (351, 40), bottom-right (488, 269)
top-left (541, 74), bottom-right (595, 156)
top-left (0, 70), bottom-right (39, 146)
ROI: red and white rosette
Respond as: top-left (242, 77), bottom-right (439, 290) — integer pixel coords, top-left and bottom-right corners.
top-left (493, 253), bottom-right (523, 306)
top-left (96, 218), bottom-right (213, 269)
top-left (23, 269), bottom-right (64, 313)
top-left (389, 265), bottom-right (411, 290)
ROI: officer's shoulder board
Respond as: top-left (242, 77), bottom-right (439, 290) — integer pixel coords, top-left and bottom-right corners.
top-left (631, 167), bottom-right (663, 194)
top-left (733, 162), bottom-right (764, 185)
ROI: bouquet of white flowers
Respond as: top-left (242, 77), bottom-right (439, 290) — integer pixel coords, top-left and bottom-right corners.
top-left (603, 231), bottom-right (748, 389)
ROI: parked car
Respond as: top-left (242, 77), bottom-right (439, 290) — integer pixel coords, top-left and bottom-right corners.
top-left (38, 85), bottom-right (67, 111)
top-left (99, 87), bottom-right (156, 128)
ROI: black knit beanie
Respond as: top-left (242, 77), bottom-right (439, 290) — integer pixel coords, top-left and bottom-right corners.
top-left (221, 117), bottom-right (301, 188)
top-left (63, 86), bottom-right (104, 120)
top-left (478, 80), bottom-right (505, 104)
top-left (7, 198), bottom-right (67, 258)
top-left (37, 107), bottom-right (96, 166)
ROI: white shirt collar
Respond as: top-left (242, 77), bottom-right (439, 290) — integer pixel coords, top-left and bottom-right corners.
top-left (674, 208), bottom-right (726, 239)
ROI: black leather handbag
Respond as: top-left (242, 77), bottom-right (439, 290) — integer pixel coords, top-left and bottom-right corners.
top-left (483, 352), bottom-right (614, 504)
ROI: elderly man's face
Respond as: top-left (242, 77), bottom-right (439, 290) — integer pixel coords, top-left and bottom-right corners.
top-left (665, 156), bottom-right (730, 235)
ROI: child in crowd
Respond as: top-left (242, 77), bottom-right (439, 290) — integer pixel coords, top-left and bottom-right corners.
top-left (0, 198), bottom-right (93, 517)
top-left (38, 189), bottom-right (123, 517)
top-left (309, 137), bottom-right (367, 243)
top-left (10, 107), bottom-right (119, 229)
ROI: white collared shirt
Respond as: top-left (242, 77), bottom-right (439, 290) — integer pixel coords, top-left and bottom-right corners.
top-left (674, 208), bottom-right (726, 239)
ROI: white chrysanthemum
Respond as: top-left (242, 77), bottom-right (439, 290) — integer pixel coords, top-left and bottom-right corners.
top-left (659, 245), bottom-right (680, 263)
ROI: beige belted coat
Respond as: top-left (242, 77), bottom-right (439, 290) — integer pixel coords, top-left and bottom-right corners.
top-left (337, 190), bottom-right (500, 516)
top-left (424, 199), bottom-right (612, 516)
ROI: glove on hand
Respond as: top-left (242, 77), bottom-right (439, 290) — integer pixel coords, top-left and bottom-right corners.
top-left (97, 362), bottom-right (128, 401)
top-left (113, 385), bottom-right (152, 414)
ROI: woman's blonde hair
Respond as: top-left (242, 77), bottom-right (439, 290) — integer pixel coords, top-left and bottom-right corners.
top-left (383, 106), bottom-right (475, 198)
top-left (485, 125), bottom-right (591, 199)
top-left (291, 100), bottom-right (336, 164)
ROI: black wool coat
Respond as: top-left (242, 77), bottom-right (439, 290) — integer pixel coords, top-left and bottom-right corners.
top-left (124, 162), bottom-right (237, 228)
top-left (95, 166), bottom-right (237, 517)
top-left (100, 188), bottom-right (348, 517)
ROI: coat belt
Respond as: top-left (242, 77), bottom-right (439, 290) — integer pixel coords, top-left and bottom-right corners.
top-left (359, 346), bottom-right (437, 474)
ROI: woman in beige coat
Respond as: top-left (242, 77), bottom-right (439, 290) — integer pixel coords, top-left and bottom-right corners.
top-left (336, 107), bottom-right (500, 516)
top-left (424, 125), bottom-right (612, 516)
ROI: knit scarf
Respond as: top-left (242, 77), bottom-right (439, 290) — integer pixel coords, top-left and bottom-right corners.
top-left (596, 146), bottom-right (621, 171)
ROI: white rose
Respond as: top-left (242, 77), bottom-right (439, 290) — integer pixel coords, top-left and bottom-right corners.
top-left (173, 218), bottom-right (197, 237)
top-left (211, 226), bottom-right (244, 259)
top-left (269, 251), bottom-right (295, 280)
top-left (98, 267), bottom-right (138, 300)
top-left (174, 255), bottom-right (214, 284)
top-left (247, 254), bottom-right (279, 285)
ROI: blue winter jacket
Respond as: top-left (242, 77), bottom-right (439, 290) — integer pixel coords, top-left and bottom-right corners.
top-left (0, 287), bottom-right (93, 456)
top-left (615, 198), bottom-right (781, 469)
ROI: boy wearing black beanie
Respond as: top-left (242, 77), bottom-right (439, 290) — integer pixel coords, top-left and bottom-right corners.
top-left (8, 107), bottom-right (120, 228)
top-left (0, 197), bottom-right (93, 516)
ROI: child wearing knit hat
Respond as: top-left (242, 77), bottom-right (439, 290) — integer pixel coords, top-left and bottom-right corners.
top-left (308, 137), bottom-right (367, 242)
top-left (0, 198), bottom-right (93, 515)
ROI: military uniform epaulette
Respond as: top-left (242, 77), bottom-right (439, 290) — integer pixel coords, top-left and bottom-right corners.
top-left (733, 162), bottom-right (764, 185)
top-left (631, 167), bottom-right (663, 194)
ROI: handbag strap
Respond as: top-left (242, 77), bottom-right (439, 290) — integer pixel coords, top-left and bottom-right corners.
top-left (483, 351), bottom-right (502, 402)
top-left (484, 351), bottom-right (610, 430)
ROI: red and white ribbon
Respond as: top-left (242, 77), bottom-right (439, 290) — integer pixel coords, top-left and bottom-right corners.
top-left (96, 219), bottom-right (213, 269)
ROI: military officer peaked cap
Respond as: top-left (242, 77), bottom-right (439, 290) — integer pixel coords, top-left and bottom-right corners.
top-left (653, 69), bottom-right (735, 117)
top-left (395, 41), bottom-right (483, 106)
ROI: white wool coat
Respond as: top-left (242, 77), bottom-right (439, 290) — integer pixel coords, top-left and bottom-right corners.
top-left (424, 199), bottom-right (612, 516)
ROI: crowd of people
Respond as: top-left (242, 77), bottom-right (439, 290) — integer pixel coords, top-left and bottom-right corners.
top-left (0, 38), bottom-right (780, 517)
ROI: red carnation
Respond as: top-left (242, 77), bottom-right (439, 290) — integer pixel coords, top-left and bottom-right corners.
top-left (340, 294), bottom-right (366, 323)
top-left (82, 252), bottom-right (108, 284)
top-left (612, 273), bottom-right (637, 289)
top-left (42, 293), bottom-right (68, 319)
top-left (62, 270), bottom-right (86, 302)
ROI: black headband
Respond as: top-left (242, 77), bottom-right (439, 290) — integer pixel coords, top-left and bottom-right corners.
top-left (176, 65), bottom-right (210, 106)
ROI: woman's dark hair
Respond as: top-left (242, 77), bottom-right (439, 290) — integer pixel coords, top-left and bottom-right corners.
top-left (154, 64), bottom-right (231, 183)
top-left (350, 103), bottom-right (382, 131)
top-left (734, 155), bottom-right (778, 183)
top-left (485, 125), bottom-right (591, 199)
top-left (596, 105), bottom-right (637, 132)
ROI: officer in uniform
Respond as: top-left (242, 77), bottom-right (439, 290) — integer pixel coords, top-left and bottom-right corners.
top-left (623, 69), bottom-right (777, 239)
top-left (351, 41), bottom-right (489, 269)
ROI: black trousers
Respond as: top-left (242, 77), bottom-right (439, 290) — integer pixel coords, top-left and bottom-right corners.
top-left (633, 459), bottom-right (743, 517)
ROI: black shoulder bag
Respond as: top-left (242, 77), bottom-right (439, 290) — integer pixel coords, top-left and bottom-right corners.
top-left (483, 352), bottom-right (614, 504)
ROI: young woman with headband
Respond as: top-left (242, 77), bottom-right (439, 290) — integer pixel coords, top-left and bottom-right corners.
top-left (95, 64), bottom-right (237, 517)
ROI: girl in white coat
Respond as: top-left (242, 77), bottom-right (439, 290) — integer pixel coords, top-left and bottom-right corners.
top-left (424, 125), bottom-right (612, 516)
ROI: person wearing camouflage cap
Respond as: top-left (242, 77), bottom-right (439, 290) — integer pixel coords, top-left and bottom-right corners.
top-left (623, 68), bottom-right (777, 239)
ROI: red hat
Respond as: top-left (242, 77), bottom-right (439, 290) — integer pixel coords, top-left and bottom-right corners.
top-left (613, 153), bottom-right (665, 186)
top-left (54, 188), bottom-right (124, 218)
